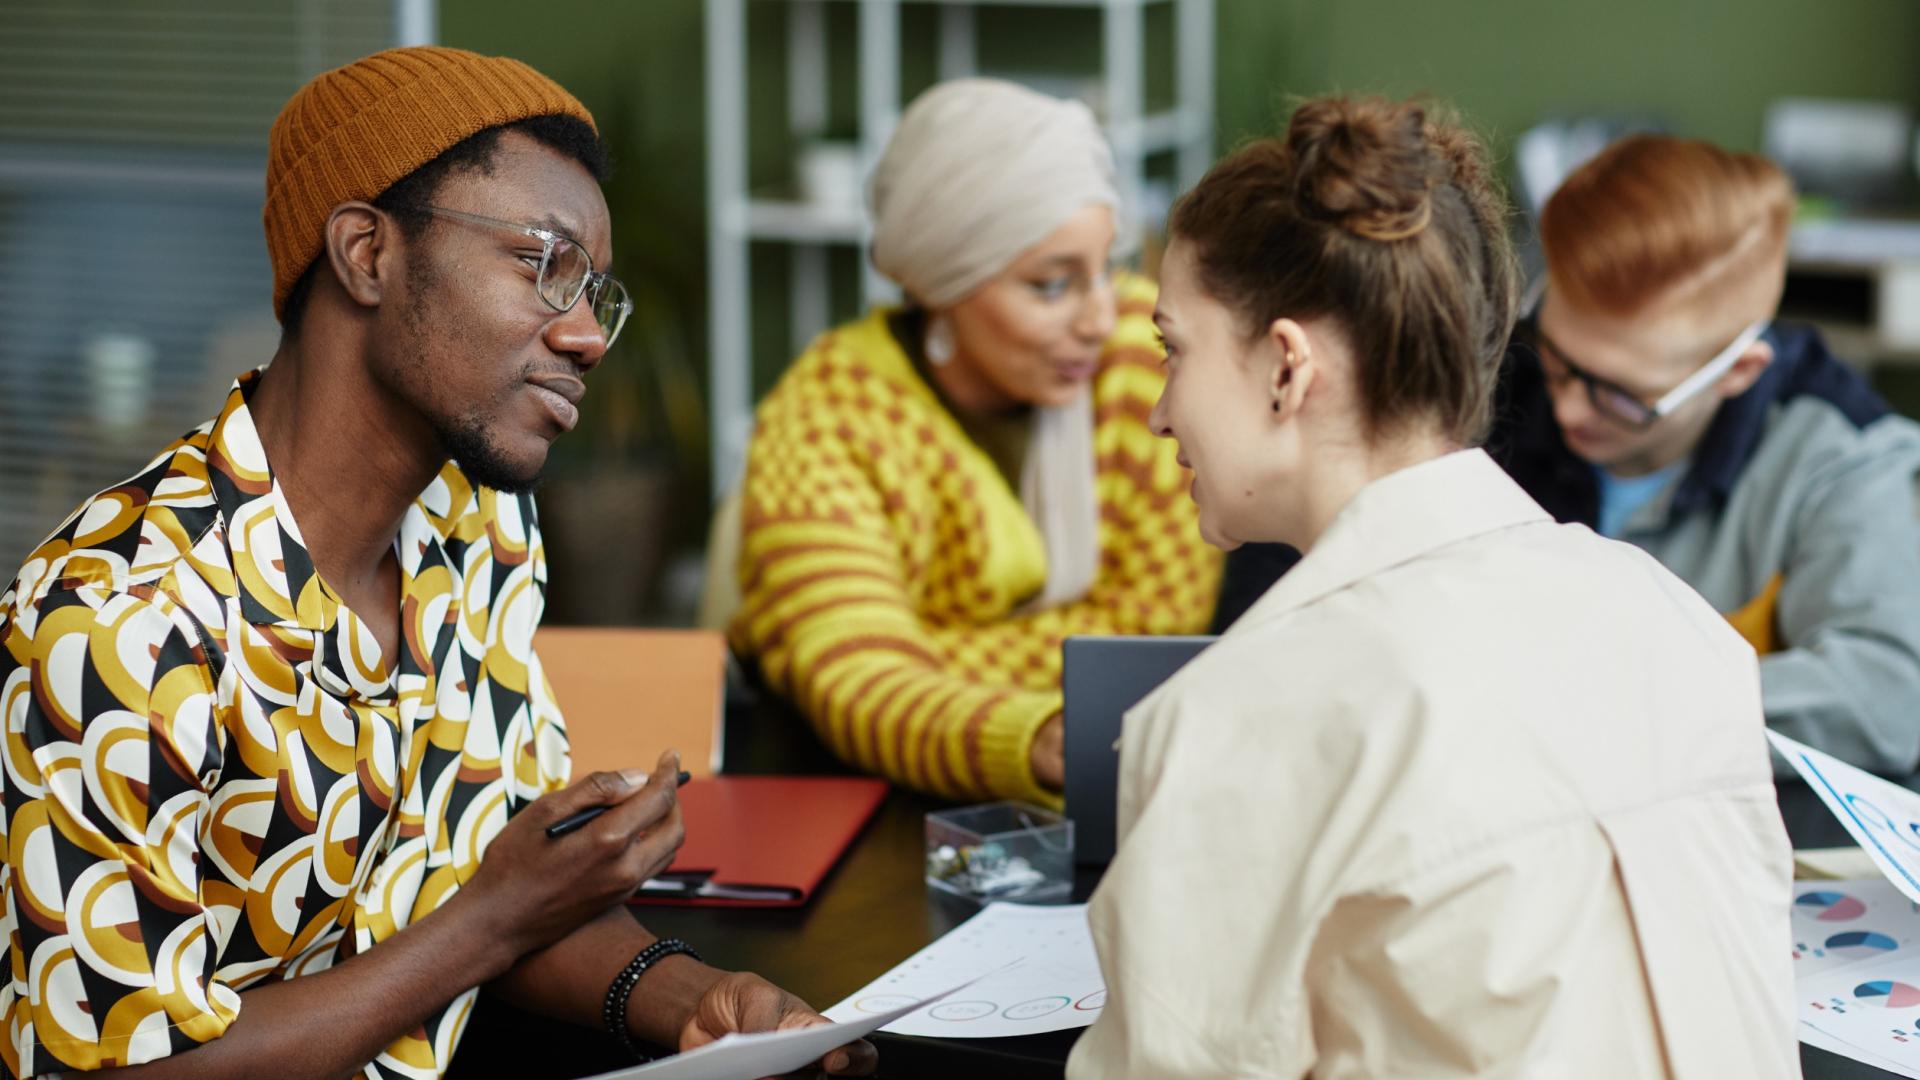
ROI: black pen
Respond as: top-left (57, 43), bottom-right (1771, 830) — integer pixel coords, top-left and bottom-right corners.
top-left (546, 770), bottom-right (692, 838)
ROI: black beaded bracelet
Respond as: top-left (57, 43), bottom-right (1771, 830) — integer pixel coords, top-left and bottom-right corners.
top-left (604, 937), bottom-right (702, 1061)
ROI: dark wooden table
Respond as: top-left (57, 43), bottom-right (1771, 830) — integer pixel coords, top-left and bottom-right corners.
top-left (450, 692), bottom-right (1903, 1078)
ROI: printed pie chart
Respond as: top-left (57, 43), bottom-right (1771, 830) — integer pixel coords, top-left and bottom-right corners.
top-left (1854, 981), bottom-right (1920, 1008)
top-left (1827, 931), bottom-right (1900, 959)
top-left (1797, 891), bottom-right (1868, 922)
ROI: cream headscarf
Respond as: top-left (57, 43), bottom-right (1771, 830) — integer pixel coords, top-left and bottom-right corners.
top-left (868, 78), bottom-right (1119, 610)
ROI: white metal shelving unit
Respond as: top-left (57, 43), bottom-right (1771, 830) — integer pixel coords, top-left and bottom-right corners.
top-left (703, 0), bottom-right (1215, 497)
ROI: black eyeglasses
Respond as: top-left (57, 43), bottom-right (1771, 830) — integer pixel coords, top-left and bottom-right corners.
top-left (1523, 319), bottom-right (1766, 430)
top-left (411, 205), bottom-right (631, 348)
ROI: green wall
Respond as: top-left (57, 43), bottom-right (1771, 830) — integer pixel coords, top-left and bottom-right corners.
top-left (440, 0), bottom-right (1920, 487)
top-left (1218, 0), bottom-right (1920, 154)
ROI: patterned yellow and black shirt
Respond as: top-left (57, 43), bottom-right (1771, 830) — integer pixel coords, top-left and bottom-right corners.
top-left (0, 372), bottom-right (569, 1077)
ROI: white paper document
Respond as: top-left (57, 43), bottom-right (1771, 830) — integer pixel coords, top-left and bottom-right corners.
top-left (823, 902), bottom-right (1105, 1039)
top-left (1795, 882), bottom-right (1920, 1080)
top-left (583, 979), bottom-right (969, 1079)
top-left (1771, 730), bottom-right (1920, 905)
top-left (1801, 1021), bottom-right (1920, 1079)
top-left (1791, 880), bottom-right (1920, 1074)
top-left (1773, 726), bottom-right (1920, 1077)
top-left (1793, 875), bottom-right (1920, 978)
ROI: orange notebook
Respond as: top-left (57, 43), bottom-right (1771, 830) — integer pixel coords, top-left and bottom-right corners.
top-left (630, 775), bottom-right (889, 908)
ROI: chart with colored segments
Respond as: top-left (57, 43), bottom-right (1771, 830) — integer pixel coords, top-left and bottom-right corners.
top-left (1776, 731), bottom-right (1920, 1075)
top-left (1856, 980), bottom-right (1920, 1008)
top-left (1796, 878), bottom-right (1920, 1076)
top-left (1793, 878), bottom-right (1920, 978)
top-left (1800, 890), bottom-right (1871, 921)
top-left (1802, 967), bottom-right (1920, 1077)
top-left (823, 902), bottom-right (1106, 1039)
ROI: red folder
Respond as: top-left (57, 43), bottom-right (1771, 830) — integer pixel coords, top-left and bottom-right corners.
top-left (629, 775), bottom-right (889, 908)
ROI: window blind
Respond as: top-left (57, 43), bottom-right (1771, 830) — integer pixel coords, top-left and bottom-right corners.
top-left (0, 0), bottom-right (424, 571)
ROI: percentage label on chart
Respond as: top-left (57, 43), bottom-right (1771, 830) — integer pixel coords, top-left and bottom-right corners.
top-left (1003, 997), bottom-right (1070, 1021)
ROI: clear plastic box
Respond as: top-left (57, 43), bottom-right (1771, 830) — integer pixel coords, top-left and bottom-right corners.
top-left (924, 800), bottom-right (1074, 903)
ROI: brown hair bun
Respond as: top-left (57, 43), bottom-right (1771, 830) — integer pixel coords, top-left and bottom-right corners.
top-left (1169, 94), bottom-right (1518, 446)
top-left (1288, 96), bottom-right (1437, 243)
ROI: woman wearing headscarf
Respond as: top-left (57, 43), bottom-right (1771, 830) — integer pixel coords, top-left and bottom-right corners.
top-left (730, 79), bottom-right (1221, 804)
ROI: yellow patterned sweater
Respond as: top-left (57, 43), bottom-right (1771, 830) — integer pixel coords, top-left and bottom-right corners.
top-left (731, 275), bottom-right (1221, 805)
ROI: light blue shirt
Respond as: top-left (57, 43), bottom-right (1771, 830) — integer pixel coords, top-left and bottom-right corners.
top-left (1594, 461), bottom-right (1686, 538)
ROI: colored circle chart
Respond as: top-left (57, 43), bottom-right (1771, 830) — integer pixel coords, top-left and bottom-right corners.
top-left (928, 1001), bottom-right (997, 1022)
top-left (854, 994), bottom-right (918, 1014)
top-left (1827, 931), bottom-right (1901, 959)
top-left (1797, 891), bottom-right (1868, 922)
top-left (1003, 996), bottom-right (1071, 1021)
top-left (1855, 981), bottom-right (1920, 1009)
top-left (1074, 990), bottom-right (1107, 1011)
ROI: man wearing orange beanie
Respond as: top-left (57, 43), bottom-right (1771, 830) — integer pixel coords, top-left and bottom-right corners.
top-left (0, 47), bottom-right (873, 1079)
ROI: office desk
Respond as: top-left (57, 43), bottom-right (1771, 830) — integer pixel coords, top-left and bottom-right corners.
top-left (449, 698), bottom-right (1899, 1078)
top-left (635, 789), bottom-right (1083, 1080)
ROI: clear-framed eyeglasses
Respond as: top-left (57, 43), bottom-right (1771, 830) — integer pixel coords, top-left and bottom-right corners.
top-left (412, 205), bottom-right (632, 348)
top-left (1526, 317), bottom-right (1768, 430)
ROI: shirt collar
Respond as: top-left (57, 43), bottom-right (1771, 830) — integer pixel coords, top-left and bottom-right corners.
top-left (1593, 458), bottom-right (1688, 538)
top-left (1230, 449), bottom-right (1552, 632)
top-left (205, 371), bottom-right (333, 630)
top-left (203, 371), bottom-right (474, 702)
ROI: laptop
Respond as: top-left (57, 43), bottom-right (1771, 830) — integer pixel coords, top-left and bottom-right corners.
top-left (1062, 635), bottom-right (1215, 867)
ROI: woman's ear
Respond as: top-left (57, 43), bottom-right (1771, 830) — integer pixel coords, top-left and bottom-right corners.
top-left (322, 201), bottom-right (396, 311)
top-left (1267, 317), bottom-right (1317, 422)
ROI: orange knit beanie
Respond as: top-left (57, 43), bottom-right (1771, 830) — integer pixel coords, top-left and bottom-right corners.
top-left (263, 46), bottom-right (596, 321)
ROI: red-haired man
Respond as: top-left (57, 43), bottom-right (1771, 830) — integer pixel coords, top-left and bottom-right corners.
top-left (1494, 134), bottom-right (1920, 776)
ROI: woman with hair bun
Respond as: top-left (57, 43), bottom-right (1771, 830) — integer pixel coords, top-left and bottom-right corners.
top-left (1069, 96), bottom-right (1795, 1078)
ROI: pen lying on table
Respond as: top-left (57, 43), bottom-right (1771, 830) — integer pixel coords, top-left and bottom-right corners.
top-left (546, 770), bottom-right (693, 838)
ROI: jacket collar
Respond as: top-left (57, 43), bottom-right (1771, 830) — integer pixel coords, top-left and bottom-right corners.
top-left (1494, 320), bottom-right (1881, 527)
top-left (1669, 322), bottom-right (1885, 517)
top-left (1667, 324), bottom-right (1788, 518)
top-left (1231, 449), bottom-right (1551, 632)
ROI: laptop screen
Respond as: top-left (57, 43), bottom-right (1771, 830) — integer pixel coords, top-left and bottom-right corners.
top-left (1062, 635), bottom-right (1215, 867)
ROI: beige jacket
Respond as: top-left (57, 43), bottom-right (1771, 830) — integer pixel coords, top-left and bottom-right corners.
top-left (1068, 450), bottom-right (1798, 1079)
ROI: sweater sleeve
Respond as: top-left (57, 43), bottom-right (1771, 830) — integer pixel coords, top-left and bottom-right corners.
top-left (731, 365), bottom-right (1062, 805)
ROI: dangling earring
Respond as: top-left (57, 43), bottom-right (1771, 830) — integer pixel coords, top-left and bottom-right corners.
top-left (925, 314), bottom-right (956, 366)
